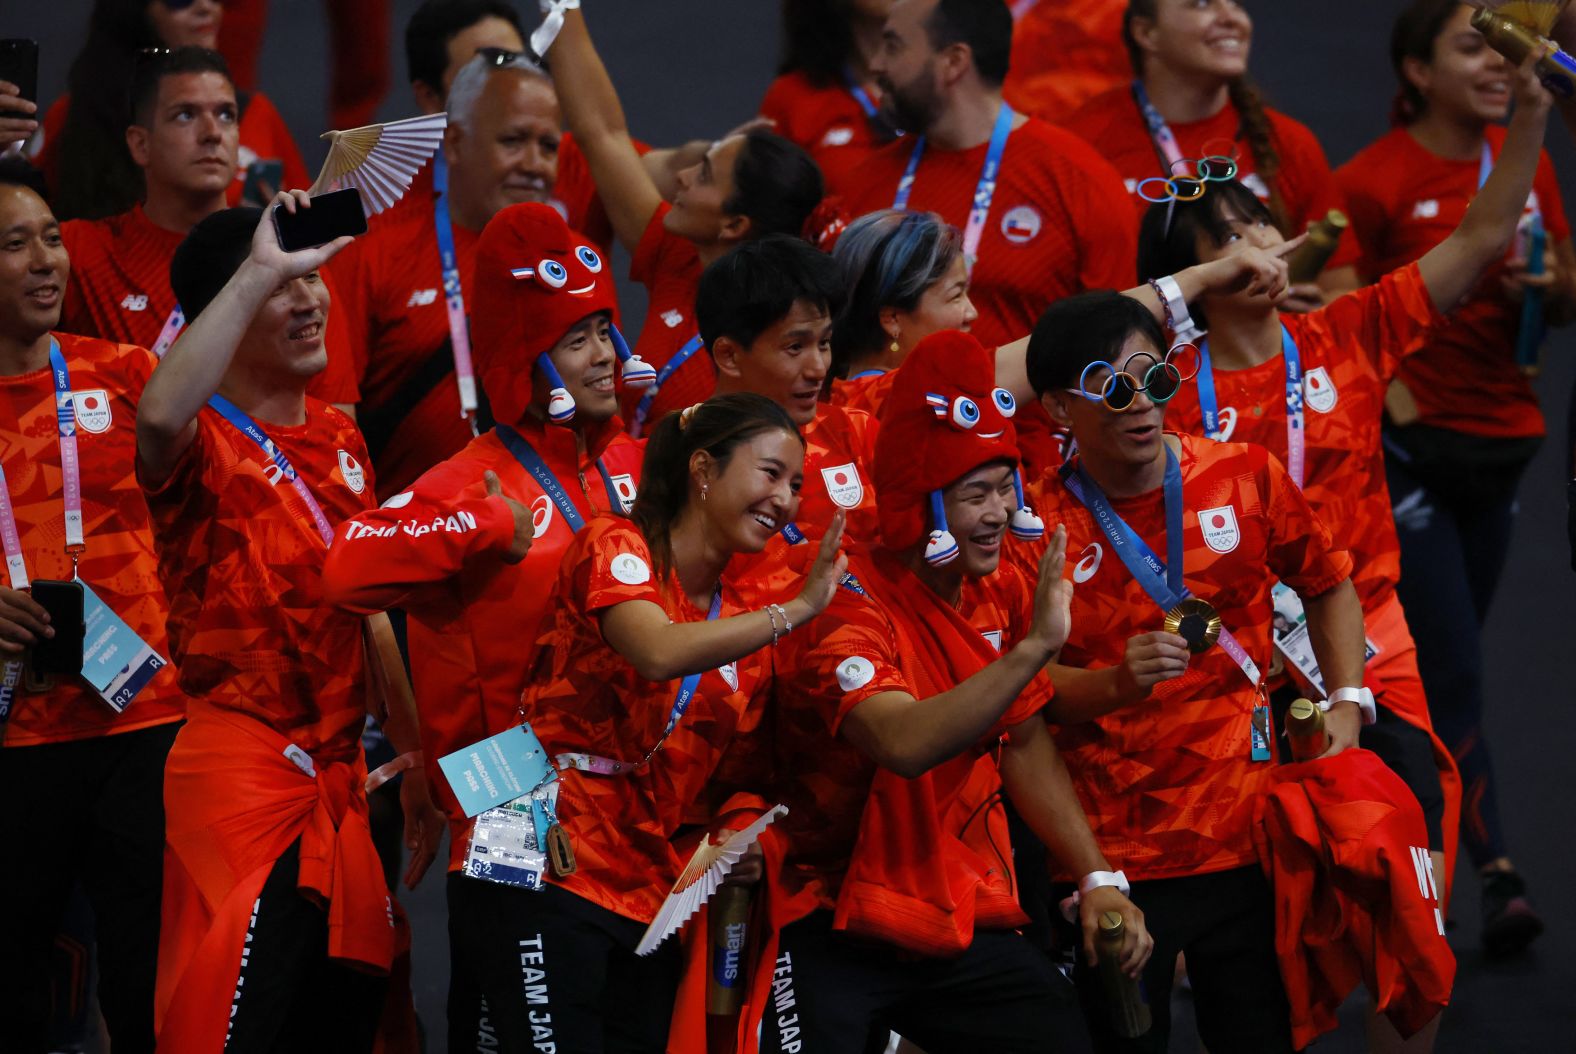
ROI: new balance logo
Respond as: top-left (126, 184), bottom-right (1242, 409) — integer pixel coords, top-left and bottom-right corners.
top-left (120, 294), bottom-right (148, 311)
top-left (1410, 845), bottom-right (1445, 936)
top-left (407, 288), bottom-right (439, 307)
top-left (1412, 200), bottom-right (1440, 220)
top-left (661, 309), bottom-right (685, 329)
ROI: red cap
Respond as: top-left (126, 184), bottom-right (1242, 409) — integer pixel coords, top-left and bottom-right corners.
top-left (873, 330), bottom-right (1022, 552)
top-left (471, 202), bottom-right (619, 425)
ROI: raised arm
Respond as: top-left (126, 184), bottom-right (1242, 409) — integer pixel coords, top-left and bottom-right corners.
top-left (1417, 50), bottom-right (1554, 313)
top-left (136, 191), bottom-right (352, 486)
top-left (599, 514), bottom-right (848, 682)
top-left (839, 528), bottom-right (1071, 779)
top-left (546, 10), bottom-right (664, 254)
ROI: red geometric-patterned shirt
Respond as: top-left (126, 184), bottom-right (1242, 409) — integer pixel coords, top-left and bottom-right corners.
top-left (1019, 434), bottom-right (1351, 880)
top-left (0, 334), bottom-right (186, 747)
top-left (60, 205), bottom-right (362, 405)
top-left (138, 400), bottom-right (375, 764)
top-left (522, 518), bottom-right (767, 923)
top-left (1336, 123), bottom-right (1570, 438)
top-left (1164, 262), bottom-right (1443, 611)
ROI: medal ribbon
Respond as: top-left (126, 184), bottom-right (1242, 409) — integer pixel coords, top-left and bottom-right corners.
top-left (892, 102), bottom-right (1014, 272)
top-left (554, 588), bottom-right (723, 776)
top-left (848, 368), bottom-right (888, 381)
top-left (494, 423), bottom-right (621, 532)
top-left (433, 153), bottom-right (480, 431)
top-left (0, 340), bottom-right (89, 720)
top-left (843, 65), bottom-right (882, 121)
top-left (629, 334), bottom-right (704, 439)
top-left (151, 304), bottom-right (185, 359)
top-left (207, 394), bottom-right (336, 547)
top-left (1197, 326), bottom-right (1305, 489)
top-left (1059, 447), bottom-right (1261, 687)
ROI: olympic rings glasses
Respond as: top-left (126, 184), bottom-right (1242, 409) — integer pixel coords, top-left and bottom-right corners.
top-left (1136, 155), bottom-right (1241, 205)
top-left (1069, 341), bottom-right (1201, 412)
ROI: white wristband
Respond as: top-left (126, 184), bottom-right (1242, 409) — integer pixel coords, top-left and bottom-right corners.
top-left (1323, 686), bottom-right (1377, 726)
top-left (1059, 869), bottom-right (1130, 922)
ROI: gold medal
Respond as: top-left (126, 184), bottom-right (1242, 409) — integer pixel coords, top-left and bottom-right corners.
top-left (1164, 598), bottom-right (1222, 654)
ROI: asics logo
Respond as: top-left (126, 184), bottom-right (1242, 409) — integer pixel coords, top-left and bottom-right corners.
top-left (1073, 542), bottom-right (1103, 583)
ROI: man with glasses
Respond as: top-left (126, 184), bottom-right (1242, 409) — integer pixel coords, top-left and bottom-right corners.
top-left (1015, 290), bottom-right (1368, 1053)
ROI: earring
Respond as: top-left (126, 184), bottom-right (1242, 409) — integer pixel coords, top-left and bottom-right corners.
top-left (890, 339), bottom-right (902, 355)
top-left (701, 483), bottom-right (709, 502)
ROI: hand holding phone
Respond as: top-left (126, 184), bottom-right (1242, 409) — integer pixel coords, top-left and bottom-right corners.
top-left (27, 579), bottom-right (84, 676)
top-left (272, 187), bottom-right (367, 252)
top-left (0, 39), bottom-right (40, 149)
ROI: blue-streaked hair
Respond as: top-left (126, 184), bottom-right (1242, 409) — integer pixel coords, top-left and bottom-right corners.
top-left (831, 209), bottom-right (962, 378)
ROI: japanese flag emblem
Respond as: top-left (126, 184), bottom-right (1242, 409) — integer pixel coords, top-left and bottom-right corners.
top-left (609, 473), bottom-right (637, 514)
top-left (71, 390), bottom-right (113, 434)
top-left (821, 464), bottom-right (865, 509)
top-left (1303, 367), bottom-right (1338, 414)
top-left (1199, 505), bottom-right (1241, 554)
top-left (338, 449), bottom-right (366, 494)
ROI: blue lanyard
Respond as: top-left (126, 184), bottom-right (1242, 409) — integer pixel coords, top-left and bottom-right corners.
top-left (662, 588), bottom-right (724, 738)
top-left (1131, 80), bottom-right (1188, 176)
top-left (893, 103), bottom-right (1014, 271)
top-left (630, 334), bottom-right (704, 438)
top-left (1196, 326), bottom-right (1304, 489)
top-left (1059, 447), bottom-right (1187, 611)
top-left (495, 423), bottom-right (623, 532)
top-left (848, 368), bottom-right (888, 381)
top-left (843, 66), bottom-right (881, 121)
top-left (433, 154), bottom-right (480, 423)
top-left (207, 393), bottom-right (337, 546)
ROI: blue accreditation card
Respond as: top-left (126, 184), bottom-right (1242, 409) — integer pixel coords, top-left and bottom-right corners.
top-left (1251, 704), bottom-right (1273, 762)
top-left (80, 582), bottom-right (167, 713)
top-left (438, 723), bottom-right (555, 818)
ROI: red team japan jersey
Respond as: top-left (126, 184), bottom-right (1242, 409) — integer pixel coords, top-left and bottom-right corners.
top-left (320, 417), bottom-right (645, 869)
top-left (773, 549), bottom-right (1053, 917)
top-left (0, 334), bottom-right (186, 746)
top-left (35, 92), bottom-right (309, 210)
top-left (1336, 124), bottom-right (1570, 438)
top-left (1164, 263), bottom-right (1443, 611)
top-left (1064, 90), bottom-right (1360, 272)
top-left (828, 370), bottom-right (897, 418)
top-left (139, 401), bottom-right (375, 763)
top-left (522, 518), bottom-right (766, 923)
top-left (327, 205), bottom-right (480, 499)
top-left (1021, 435), bottom-right (1350, 880)
top-left (619, 204), bottom-right (709, 434)
top-left (60, 205), bottom-right (362, 404)
top-left (831, 117), bottom-right (1137, 352)
top-left (759, 71), bottom-right (889, 192)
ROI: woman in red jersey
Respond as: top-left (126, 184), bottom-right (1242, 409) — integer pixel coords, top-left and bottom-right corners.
top-left (37, 0), bottom-right (308, 222)
top-left (457, 394), bottom-right (846, 1052)
top-left (828, 209), bottom-right (977, 416)
top-left (760, 0), bottom-right (898, 188)
top-left (1334, 0), bottom-right (1576, 961)
top-left (545, 9), bottom-right (826, 439)
top-left (1063, 0), bottom-right (1357, 308)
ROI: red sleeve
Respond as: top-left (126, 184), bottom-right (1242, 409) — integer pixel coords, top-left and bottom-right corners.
top-left (1261, 451), bottom-right (1352, 597)
top-left (779, 585), bottom-right (911, 736)
top-left (319, 468), bottom-right (516, 615)
top-left (576, 521), bottom-right (670, 614)
top-left (630, 203), bottom-right (679, 289)
top-left (759, 76), bottom-right (799, 140)
top-left (1061, 139), bottom-right (1139, 291)
top-left (137, 408), bottom-right (224, 514)
top-left (308, 268), bottom-right (363, 404)
top-left (1310, 261), bottom-right (1442, 380)
top-left (1333, 154), bottom-right (1391, 283)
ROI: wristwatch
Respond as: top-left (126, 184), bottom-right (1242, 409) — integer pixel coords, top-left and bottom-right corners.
top-left (1322, 686), bottom-right (1377, 725)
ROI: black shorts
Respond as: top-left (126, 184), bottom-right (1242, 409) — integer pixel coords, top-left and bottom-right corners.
top-left (1059, 866), bottom-right (1294, 1054)
top-left (757, 910), bottom-right (1078, 1054)
top-left (447, 875), bottom-right (681, 1054)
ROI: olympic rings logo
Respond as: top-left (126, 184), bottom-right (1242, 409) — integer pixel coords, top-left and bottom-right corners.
top-left (1136, 154), bottom-right (1241, 204)
top-left (1074, 340), bottom-right (1202, 412)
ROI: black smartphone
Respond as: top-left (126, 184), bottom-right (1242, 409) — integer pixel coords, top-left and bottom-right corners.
top-left (29, 579), bottom-right (84, 676)
top-left (271, 188), bottom-right (367, 252)
top-left (242, 158), bottom-right (284, 207)
top-left (0, 39), bottom-right (39, 119)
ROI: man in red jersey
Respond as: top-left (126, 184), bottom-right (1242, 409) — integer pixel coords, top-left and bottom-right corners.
top-left (1020, 291), bottom-right (1372, 1053)
top-left (58, 48), bottom-right (359, 407)
top-left (752, 330), bottom-right (1150, 1054)
top-left (320, 202), bottom-right (649, 1054)
top-left (0, 162), bottom-right (186, 1054)
top-left (135, 197), bottom-right (440, 1053)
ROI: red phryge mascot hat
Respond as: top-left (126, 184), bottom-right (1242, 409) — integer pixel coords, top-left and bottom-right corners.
top-left (471, 202), bottom-right (655, 425)
top-left (873, 330), bottom-right (1043, 565)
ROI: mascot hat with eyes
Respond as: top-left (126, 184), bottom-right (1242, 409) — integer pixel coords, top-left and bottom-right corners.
top-left (472, 202), bottom-right (655, 426)
top-left (874, 330), bottom-right (1043, 566)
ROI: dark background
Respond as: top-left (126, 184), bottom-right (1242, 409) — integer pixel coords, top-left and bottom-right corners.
top-left (10, 2), bottom-right (1575, 1049)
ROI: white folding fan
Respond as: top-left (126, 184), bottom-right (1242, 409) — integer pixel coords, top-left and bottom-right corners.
top-left (635, 805), bottom-right (788, 957)
top-left (309, 112), bottom-right (449, 217)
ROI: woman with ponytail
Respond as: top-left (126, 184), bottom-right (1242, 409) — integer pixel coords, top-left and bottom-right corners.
top-left (1334, 0), bottom-right (1576, 962)
top-left (1063, 0), bottom-right (1358, 309)
top-left (462, 393), bottom-right (845, 1051)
